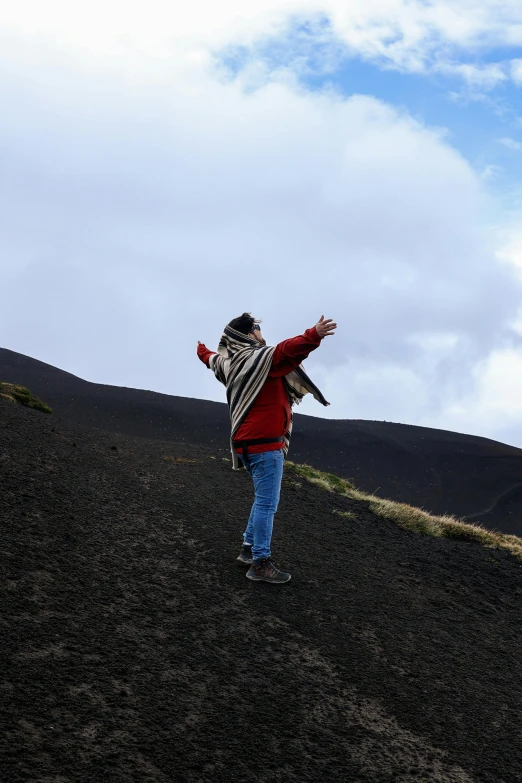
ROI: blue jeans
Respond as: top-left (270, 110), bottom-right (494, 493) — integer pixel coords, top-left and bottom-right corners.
top-left (240, 449), bottom-right (285, 563)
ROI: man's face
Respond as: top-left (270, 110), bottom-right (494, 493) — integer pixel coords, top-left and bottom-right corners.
top-left (250, 326), bottom-right (266, 346)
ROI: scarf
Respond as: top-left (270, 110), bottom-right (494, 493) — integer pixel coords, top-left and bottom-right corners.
top-left (209, 325), bottom-right (329, 469)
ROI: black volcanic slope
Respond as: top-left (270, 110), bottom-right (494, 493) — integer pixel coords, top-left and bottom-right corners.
top-left (2, 347), bottom-right (522, 535)
top-left (1, 399), bottom-right (521, 783)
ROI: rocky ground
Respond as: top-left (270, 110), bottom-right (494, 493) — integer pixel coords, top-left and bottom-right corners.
top-left (1, 399), bottom-right (521, 782)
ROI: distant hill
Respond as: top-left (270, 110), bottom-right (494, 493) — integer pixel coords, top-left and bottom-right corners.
top-left (1, 396), bottom-right (521, 782)
top-left (2, 346), bottom-right (522, 535)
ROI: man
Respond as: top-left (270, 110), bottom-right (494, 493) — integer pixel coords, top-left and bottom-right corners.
top-left (197, 314), bottom-right (336, 584)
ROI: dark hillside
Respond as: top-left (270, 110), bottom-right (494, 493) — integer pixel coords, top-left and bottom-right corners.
top-left (1, 399), bottom-right (521, 782)
top-left (2, 346), bottom-right (522, 535)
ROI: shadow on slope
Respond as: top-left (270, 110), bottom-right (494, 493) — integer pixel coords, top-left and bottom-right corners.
top-left (1, 399), bottom-right (521, 783)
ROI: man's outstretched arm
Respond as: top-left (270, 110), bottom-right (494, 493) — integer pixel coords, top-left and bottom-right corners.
top-left (270, 315), bottom-right (337, 376)
top-left (197, 341), bottom-right (216, 368)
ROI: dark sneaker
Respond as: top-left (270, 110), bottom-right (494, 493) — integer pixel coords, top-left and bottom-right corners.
top-left (236, 543), bottom-right (253, 565)
top-left (246, 558), bottom-right (291, 584)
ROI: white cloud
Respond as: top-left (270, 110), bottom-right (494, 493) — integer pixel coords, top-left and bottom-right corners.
top-left (497, 233), bottom-right (522, 277)
top-left (436, 61), bottom-right (507, 89)
top-left (2, 0), bottom-right (522, 75)
top-left (481, 164), bottom-right (503, 181)
top-left (422, 347), bottom-right (522, 446)
top-left (303, 359), bottom-right (432, 423)
top-left (511, 58), bottom-right (522, 84)
top-left (498, 137), bottom-right (522, 150)
top-left (406, 333), bottom-right (460, 352)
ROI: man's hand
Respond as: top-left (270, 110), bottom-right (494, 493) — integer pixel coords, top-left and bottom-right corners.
top-left (315, 315), bottom-right (337, 339)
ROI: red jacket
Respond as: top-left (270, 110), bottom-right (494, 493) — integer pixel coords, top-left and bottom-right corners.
top-left (197, 327), bottom-right (321, 454)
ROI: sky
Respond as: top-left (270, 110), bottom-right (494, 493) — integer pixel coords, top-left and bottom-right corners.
top-left (1, 1), bottom-right (522, 446)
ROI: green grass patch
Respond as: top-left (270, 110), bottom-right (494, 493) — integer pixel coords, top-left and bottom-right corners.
top-left (0, 382), bottom-right (52, 414)
top-left (333, 509), bottom-right (355, 520)
top-left (285, 461), bottom-right (355, 494)
top-left (285, 460), bottom-right (522, 563)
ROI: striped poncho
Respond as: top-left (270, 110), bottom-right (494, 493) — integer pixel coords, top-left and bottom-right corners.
top-left (209, 325), bottom-right (329, 469)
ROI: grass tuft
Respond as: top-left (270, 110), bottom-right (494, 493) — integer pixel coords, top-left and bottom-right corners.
top-left (285, 461), bottom-right (355, 494)
top-left (286, 461), bottom-right (522, 563)
top-left (0, 382), bottom-right (52, 414)
top-left (333, 509), bottom-right (355, 520)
